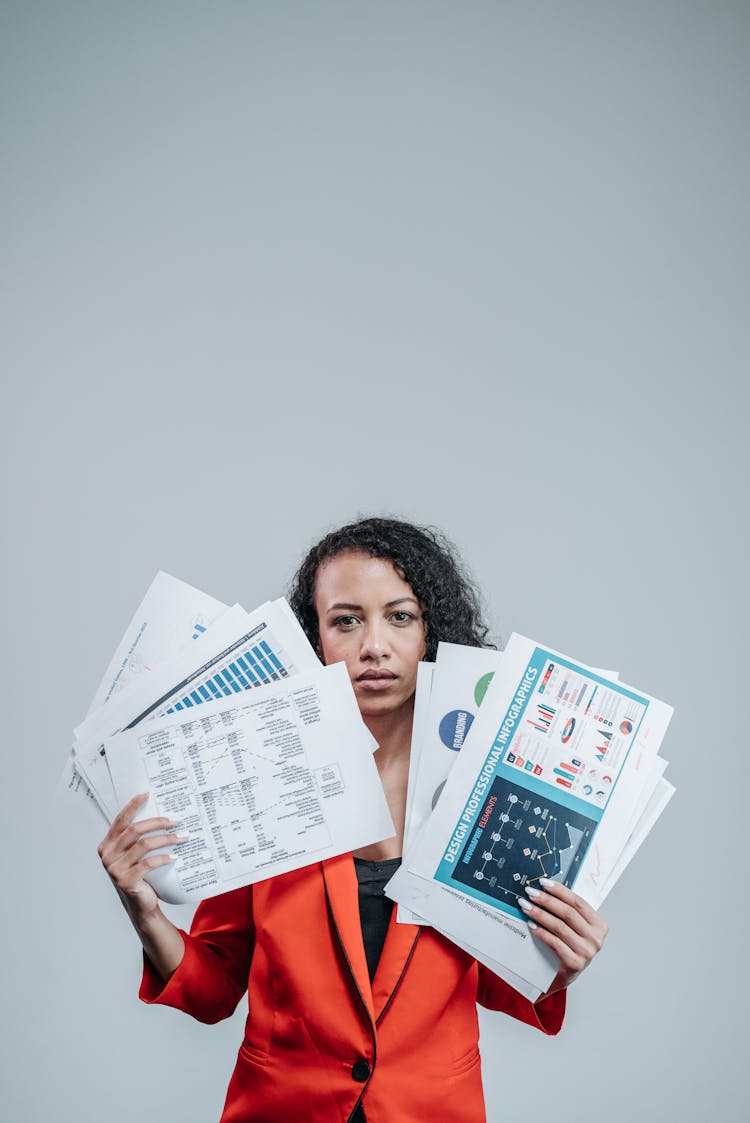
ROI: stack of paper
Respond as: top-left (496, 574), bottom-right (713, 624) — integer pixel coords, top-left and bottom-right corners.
top-left (61, 573), bottom-right (394, 903)
top-left (64, 575), bottom-right (674, 992)
top-left (387, 638), bottom-right (675, 1001)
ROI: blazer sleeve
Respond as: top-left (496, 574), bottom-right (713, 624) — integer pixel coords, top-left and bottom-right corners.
top-left (476, 965), bottom-right (566, 1035)
top-left (139, 887), bottom-right (255, 1024)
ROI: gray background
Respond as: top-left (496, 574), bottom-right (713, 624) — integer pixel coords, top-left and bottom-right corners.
top-left (2, 2), bottom-right (747, 1120)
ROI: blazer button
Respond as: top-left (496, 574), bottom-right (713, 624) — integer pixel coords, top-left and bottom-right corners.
top-left (351, 1059), bottom-right (371, 1082)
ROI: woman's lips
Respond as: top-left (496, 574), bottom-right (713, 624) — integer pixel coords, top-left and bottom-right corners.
top-left (356, 670), bottom-right (397, 689)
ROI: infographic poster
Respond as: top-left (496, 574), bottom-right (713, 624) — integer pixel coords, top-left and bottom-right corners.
top-left (432, 638), bottom-right (652, 918)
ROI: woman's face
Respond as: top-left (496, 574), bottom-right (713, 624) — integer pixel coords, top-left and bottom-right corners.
top-left (314, 551), bottom-right (427, 719)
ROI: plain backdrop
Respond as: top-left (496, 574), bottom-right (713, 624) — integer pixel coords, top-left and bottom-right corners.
top-left (2, 3), bottom-right (748, 1121)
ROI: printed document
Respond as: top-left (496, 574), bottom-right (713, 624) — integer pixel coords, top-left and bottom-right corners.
top-left (392, 634), bottom-right (673, 992)
top-left (59, 572), bottom-right (230, 819)
top-left (392, 649), bottom-right (547, 999)
top-left (73, 599), bottom-right (319, 821)
top-left (85, 571), bottom-right (229, 718)
top-left (105, 662), bottom-right (394, 903)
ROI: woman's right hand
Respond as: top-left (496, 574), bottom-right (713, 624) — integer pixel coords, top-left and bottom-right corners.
top-left (97, 792), bottom-right (183, 922)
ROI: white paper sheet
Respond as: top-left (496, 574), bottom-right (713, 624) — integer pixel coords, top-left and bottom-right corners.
top-left (401, 661), bottom-right (436, 862)
top-left (105, 662), bottom-right (394, 903)
top-left (406, 645), bottom-right (505, 852)
top-left (394, 646), bottom-right (611, 996)
top-left (399, 901), bottom-right (544, 1002)
top-left (55, 753), bottom-right (109, 826)
top-left (396, 643), bottom-right (616, 917)
top-left (396, 648), bottom-right (500, 928)
top-left (86, 571), bottom-right (229, 718)
top-left (596, 775), bottom-right (675, 906)
top-left (577, 753), bottom-right (666, 903)
top-left (394, 634), bottom-right (673, 991)
top-left (73, 600), bottom-right (319, 820)
top-left (58, 573), bottom-right (231, 821)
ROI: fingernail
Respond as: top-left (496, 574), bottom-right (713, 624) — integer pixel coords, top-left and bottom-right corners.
top-left (517, 897), bottom-right (533, 912)
top-left (525, 885), bottom-right (541, 899)
top-left (539, 878), bottom-right (556, 889)
top-left (173, 836), bottom-right (189, 844)
top-left (527, 920), bottom-right (538, 930)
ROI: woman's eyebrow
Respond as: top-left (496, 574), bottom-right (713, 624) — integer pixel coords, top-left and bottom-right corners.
top-left (325, 597), bottom-right (419, 613)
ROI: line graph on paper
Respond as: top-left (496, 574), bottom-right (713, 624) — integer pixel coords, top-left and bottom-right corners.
top-left (144, 714), bottom-right (331, 875)
top-left (448, 776), bottom-right (597, 908)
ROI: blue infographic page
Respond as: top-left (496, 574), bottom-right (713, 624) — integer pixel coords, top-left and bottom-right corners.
top-left (431, 640), bottom-right (651, 919)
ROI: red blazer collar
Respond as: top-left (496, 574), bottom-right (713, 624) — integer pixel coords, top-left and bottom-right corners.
top-left (321, 854), bottom-right (421, 1025)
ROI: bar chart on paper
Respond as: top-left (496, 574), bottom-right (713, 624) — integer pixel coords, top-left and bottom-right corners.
top-left (131, 624), bottom-right (302, 719)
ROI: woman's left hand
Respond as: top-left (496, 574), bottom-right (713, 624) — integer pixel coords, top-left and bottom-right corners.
top-left (517, 878), bottom-right (608, 997)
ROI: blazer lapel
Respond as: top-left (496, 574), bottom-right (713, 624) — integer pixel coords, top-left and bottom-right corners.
top-left (371, 908), bottom-right (421, 1023)
top-left (321, 854), bottom-right (375, 1025)
top-left (321, 854), bottom-right (422, 1026)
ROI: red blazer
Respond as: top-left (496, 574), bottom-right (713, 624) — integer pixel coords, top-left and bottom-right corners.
top-left (141, 853), bottom-right (565, 1122)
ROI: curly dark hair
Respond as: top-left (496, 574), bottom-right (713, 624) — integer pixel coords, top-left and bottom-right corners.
top-left (288, 516), bottom-right (493, 662)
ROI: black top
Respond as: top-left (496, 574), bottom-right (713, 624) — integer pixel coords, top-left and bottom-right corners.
top-left (350, 856), bottom-right (402, 1123)
top-left (353, 856), bottom-right (402, 982)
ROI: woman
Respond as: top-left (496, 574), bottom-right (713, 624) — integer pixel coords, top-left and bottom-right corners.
top-left (99, 517), bottom-right (608, 1123)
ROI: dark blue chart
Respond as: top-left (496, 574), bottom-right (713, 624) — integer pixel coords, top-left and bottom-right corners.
top-left (449, 776), bottom-right (597, 906)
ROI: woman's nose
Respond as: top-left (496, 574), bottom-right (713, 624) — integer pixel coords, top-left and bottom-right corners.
top-left (361, 623), bottom-right (389, 659)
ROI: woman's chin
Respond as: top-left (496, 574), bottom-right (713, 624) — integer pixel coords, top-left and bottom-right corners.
top-left (355, 689), bottom-right (414, 721)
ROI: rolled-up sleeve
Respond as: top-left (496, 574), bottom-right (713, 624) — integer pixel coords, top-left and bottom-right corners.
top-left (140, 887), bottom-right (254, 1025)
top-left (476, 965), bottom-right (566, 1035)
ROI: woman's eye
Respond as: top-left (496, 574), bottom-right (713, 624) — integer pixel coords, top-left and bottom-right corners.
top-left (333, 615), bottom-right (358, 628)
top-left (391, 611), bottom-right (414, 624)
